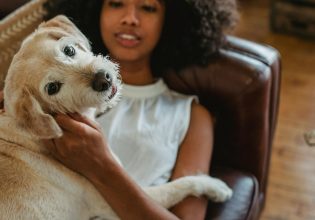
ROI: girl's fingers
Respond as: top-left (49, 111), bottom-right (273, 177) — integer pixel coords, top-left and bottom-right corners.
top-left (68, 113), bottom-right (101, 131)
top-left (55, 113), bottom-right (101, 133)
top-left (43, 130), bottom-right (73, 153)
top-left (55, 114), bottom-right (88, 133)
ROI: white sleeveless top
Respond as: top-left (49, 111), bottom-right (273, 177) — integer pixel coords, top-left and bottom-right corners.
top-left (97, 79), bottom-right (196, 187)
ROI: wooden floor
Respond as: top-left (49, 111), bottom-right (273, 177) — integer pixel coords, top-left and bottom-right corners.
top-left (234, 1), bottom-right (315, 220)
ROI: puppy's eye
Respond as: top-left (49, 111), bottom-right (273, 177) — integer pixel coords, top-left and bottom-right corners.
top-left (63, 45), bottom-right (76, 57)
top-left (45, 82), bottom-right (62, 95)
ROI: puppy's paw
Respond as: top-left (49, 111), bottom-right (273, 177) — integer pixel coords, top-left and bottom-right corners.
top-left (204, 177), bottom-right (233, 202)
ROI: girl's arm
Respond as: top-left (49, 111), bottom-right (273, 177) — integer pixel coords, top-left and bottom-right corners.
top-left (48, 113), bottom-right (179, 220)
top-left (170, 102), bottom-right (214, 220)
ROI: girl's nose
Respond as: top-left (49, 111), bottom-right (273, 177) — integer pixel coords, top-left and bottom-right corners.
top-left (121, 6), bottom-right (139, 26)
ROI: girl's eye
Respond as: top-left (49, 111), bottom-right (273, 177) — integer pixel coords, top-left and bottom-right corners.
top-left (142, 5), bottom-right (157, 12)
top-left (108, 1), bottom-right (123, 8)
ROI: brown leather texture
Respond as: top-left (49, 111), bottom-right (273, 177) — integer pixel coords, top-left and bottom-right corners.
top-left (207, 167), bottom-right (259, 220)
top-left (164, 36), bottom-right (281, 219)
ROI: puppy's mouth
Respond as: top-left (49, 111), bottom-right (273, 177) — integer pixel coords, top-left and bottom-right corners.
top-left (108, 85), bottom-right (117, 100)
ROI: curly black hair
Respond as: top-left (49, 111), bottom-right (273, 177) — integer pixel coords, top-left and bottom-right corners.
top-left (43, 0), bottom-right (238, 76)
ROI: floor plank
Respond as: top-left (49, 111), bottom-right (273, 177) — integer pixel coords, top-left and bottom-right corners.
top-left (234, 1), bottom-right (315, 220)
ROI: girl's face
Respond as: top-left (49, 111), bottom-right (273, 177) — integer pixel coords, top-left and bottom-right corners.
top-left (100, 0), bottom-right (165, 64)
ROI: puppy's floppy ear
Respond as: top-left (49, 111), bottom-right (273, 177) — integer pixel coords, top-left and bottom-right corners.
top-left (6, 88), bottom-right (62, 139)
top-left (39, 15), bottom-right (91, 50)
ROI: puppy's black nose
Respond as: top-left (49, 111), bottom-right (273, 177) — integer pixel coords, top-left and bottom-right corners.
top-left (92, 72), bottom-right (112, 92)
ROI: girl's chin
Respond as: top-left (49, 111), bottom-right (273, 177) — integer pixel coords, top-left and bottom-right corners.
top-left (110, 51), bottom-right (149, 64)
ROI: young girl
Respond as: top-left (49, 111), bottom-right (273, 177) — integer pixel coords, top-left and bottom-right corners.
top-left (43, 0), bottom-right (237, 219)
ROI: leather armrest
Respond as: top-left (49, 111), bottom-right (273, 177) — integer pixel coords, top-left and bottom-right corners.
top-left (207, 167), bottom-right (259, 220)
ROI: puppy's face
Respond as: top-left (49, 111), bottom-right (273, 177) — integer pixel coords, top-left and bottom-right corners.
top-left (35, 34), bottom-right (120, 114)
top-left (4, 15), bottom-right (121, 139)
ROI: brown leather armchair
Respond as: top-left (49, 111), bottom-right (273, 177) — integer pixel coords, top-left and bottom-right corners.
top-left (165, 36), bottom-right (281, 219)
top-left (0, 1), bottom-right (281, 219)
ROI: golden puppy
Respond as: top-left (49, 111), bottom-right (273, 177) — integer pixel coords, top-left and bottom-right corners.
top-left (0, 15), bottom-right (232, 220)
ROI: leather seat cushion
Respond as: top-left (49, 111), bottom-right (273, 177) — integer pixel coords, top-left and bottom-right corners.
top-left (206, 167), bottom-right (259, 220)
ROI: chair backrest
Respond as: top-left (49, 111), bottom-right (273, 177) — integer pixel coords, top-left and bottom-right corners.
top-left (0, 0), bottom-right (48, 89)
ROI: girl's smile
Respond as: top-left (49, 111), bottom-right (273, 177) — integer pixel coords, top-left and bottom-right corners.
top-left (115, 31), bottom-right (141, 48)
top-left (100, 0), bottom-right (165, 64)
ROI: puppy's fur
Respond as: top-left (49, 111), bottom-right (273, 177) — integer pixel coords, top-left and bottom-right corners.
top-left (0, 15), bottom-right (232, 220)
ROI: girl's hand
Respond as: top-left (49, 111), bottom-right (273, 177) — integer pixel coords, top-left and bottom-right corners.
top-left (45, 113), bottom-right (116, 179)
top-left (44, 113), bottom-right (179, 220)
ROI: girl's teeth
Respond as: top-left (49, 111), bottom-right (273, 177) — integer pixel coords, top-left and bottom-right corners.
top-left (120, 34), bottom-right (137, 40)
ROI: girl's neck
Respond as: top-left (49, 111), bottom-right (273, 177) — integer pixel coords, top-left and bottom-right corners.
top-left (118, 61), bottom-right (155, 86)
